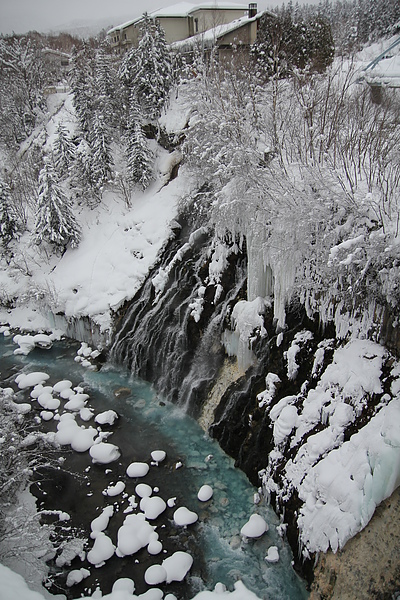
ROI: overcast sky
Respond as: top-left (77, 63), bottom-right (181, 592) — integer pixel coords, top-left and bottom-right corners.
top-left (0, 0), bottom-right (291, 36)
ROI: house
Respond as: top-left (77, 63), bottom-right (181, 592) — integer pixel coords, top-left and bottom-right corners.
top-left (42, 48), bottom-right (70, 71)
top-left (107, 2), bottom-right (252, 53)
top-left (171, 6), bottom-right (265, 60)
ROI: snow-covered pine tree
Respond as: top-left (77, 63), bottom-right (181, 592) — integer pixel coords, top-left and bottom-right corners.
top-left (125, 93), bottom-right (153, 190)
top-left (89, 112), bottom-right (114, 191)
top-left (0, 37), bottom-right (47, 146)
top-left (0, 179), bottom-right (19, 249)
top-left (53, 123), bottom-right (76, 177)
top-left (94, 45), bottom-right (121, 128)
top-left (126, 14), bottom-right (173, 120)
top-left (69, 43), bottom-right (95, 135)
top-left (33, 159), bottom-right (81, 253)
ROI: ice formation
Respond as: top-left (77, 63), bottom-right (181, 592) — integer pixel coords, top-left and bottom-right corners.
top-left (223, 297), bottom-right (269, 371)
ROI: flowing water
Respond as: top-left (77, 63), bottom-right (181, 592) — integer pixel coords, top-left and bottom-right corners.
top-left (0, 334), bottom-right (308, 599)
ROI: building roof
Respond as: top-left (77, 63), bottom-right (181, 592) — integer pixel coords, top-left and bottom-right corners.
top-left (170, 10), bottom-right (265, 50)
top-left (108, 2), bottom-right (248, 34)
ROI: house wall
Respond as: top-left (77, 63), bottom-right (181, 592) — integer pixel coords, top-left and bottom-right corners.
top-left (190, 8), bottom-right (247, 33)
top-left (109, 22), bottom-right (140, 53)
top-left (156, 17), bottom-right (191, 43)
top-left (218, 20), bottom-right (258, 47)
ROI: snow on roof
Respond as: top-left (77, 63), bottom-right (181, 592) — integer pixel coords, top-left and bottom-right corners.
top-left (108, 2), bottom-right (248, 34)
top-left (170, 11), bottom-right (261, 50)
top-left (149, 2), bottom-right (197, 18)
top-left (150, 2), bottom-right (248, 18)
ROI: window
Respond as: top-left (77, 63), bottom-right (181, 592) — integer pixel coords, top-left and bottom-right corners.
top-left (195, 18), bottom-right (198, 32)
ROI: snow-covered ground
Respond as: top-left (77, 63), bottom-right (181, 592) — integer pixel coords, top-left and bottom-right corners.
top-left (1, 36), bottom-right (400, 600)
top-left (0, 90), bottom-right (193, 338)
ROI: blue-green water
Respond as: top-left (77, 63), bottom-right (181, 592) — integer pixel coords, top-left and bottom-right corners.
top-left (0, 334), bottom-right (308, 600)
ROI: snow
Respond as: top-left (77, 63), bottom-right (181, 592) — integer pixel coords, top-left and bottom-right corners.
top-left (240, 514), bottom-right (268, 539)
top-left (87, 532), bottom-right (116, 566)
top-left (135, 483), bottom-right (153, 498)
top-left (70, 426), bottom-right (98, 452)
top-left (298, 397), bottom-right (400, 554)
top-left (0, 92), bottom-right (190, 336)
top-left (150, 450), bottom-right (166, 464)
top-left (126, 462), bottom-right (150, 478)
top-left (104, 481), bottom-right (126, 497)
top-left (15, 372), bottom-right (50, 389)
top-left (140, 496), bottom-right (167, 520)
top-left (95, 410), bottom-right (119, 425)
top-left (91, 506), bottom-right (114, 538)
top-left (66, 568), bottom-right (90, 587)
top-left (13, 333), bottom-right (53, 355)
top-left (89, 442), bottom-right (121, 464)
top-left (116, 513), bottom-right (157, 557)
top-left (145, 564), bottom-right (168, 585)
top-left (173, 506), bottom-right (199, 526)
top-left (0, 566), bottom-right (264, 600)
top-left (273, 405), bottom-right (298, 446)
top-left (197, 484), bottom-right (213, 502)
top-left (1, 33), bottom-right (399, 600)
top-left (222, 297), bottom-right (269, 371)
top-left (257, 373), bottom-right (281, 409)
top-left (265, 546), bottom-right (279, 563)
top-left (112, 579), bottom-right (135, 593)
top-left (162, 551), bottom-right (193, 583)
top-left (260, 338), bottom-right (400, 557)
top-left (0, 564), bottom-right (47, 600)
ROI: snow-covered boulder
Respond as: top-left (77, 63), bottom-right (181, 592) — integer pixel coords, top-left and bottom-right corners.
top-left (126, 461), bottom-right (149, 478)
top-left (173, 507), bottom-right (198, 526)
top-left (240, 514), bottom-right (268, 539)
top-left (89, 442), bottom-right (121, 464)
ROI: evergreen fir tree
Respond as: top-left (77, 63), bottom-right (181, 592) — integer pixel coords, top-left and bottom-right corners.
top-left (94, 46), bottom-right (121, 128)
top-left (125, 93), bottom-right (153, 190)
top-left (69, 43), bottom-right (95, 135)
top-left (127, 14), bottom-right (173, 120)
top-left (89, 112), bottom-right (114, 191)
top-left (33, 160), bottom-right (81, 252)
top-left (53, 123), bottom-right (76, 176)
top-left (0, 180), bottom-right (19, 248)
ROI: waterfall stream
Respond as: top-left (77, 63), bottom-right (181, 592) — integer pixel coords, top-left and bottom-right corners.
top-left (110, 201), bottom-right (247, 419)
top-left (0, 334), bottom-right (308, 599)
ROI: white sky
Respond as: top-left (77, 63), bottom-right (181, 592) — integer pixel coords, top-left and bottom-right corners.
top-left (0, 0), bottom-right (291, 36)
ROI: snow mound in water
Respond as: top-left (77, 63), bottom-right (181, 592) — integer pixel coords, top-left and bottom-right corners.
top-left (126, 462), bottom-right (150, 477)
top-left (173, 506), bottom-right (198, 526)
top-left (89, 442), bottom-right (121, 464)
top-left (240, 514), bottom-right (268, 539)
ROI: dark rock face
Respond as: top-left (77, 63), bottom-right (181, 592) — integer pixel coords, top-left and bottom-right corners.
top-left (110, 200), bottom-right (400, 586)
top-left (110, 192), bottom-right (247, 419)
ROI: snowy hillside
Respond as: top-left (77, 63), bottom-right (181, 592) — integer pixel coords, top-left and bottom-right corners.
top-left (0, 13), bottom-right (400, 600)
